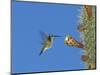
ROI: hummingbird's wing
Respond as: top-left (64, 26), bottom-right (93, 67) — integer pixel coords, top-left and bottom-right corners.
top-left (39, 31), bottom-right (49, 44)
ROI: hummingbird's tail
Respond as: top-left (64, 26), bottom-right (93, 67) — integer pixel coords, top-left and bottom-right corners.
top-left (39, 49), bottom-right (44, 56)
top-left (39, 51), bottom-right (43, 56)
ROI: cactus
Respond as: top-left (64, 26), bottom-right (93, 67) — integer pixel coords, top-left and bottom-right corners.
top-left (78, 5), bottom-right (96, 69)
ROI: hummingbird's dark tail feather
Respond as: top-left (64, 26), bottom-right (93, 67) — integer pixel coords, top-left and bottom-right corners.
top-left (39, 50), bottom-right (44, 56)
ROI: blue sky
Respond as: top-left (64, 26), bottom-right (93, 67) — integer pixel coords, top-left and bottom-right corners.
top-left (12, 1), bottom-right (85, 73)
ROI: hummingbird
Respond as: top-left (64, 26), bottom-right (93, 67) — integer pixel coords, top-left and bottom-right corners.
top-left (39, 31), bottom-right (61, 56)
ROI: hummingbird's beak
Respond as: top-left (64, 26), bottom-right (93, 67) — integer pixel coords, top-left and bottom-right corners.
top-left (52, 35), bottom-right (62, 37)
